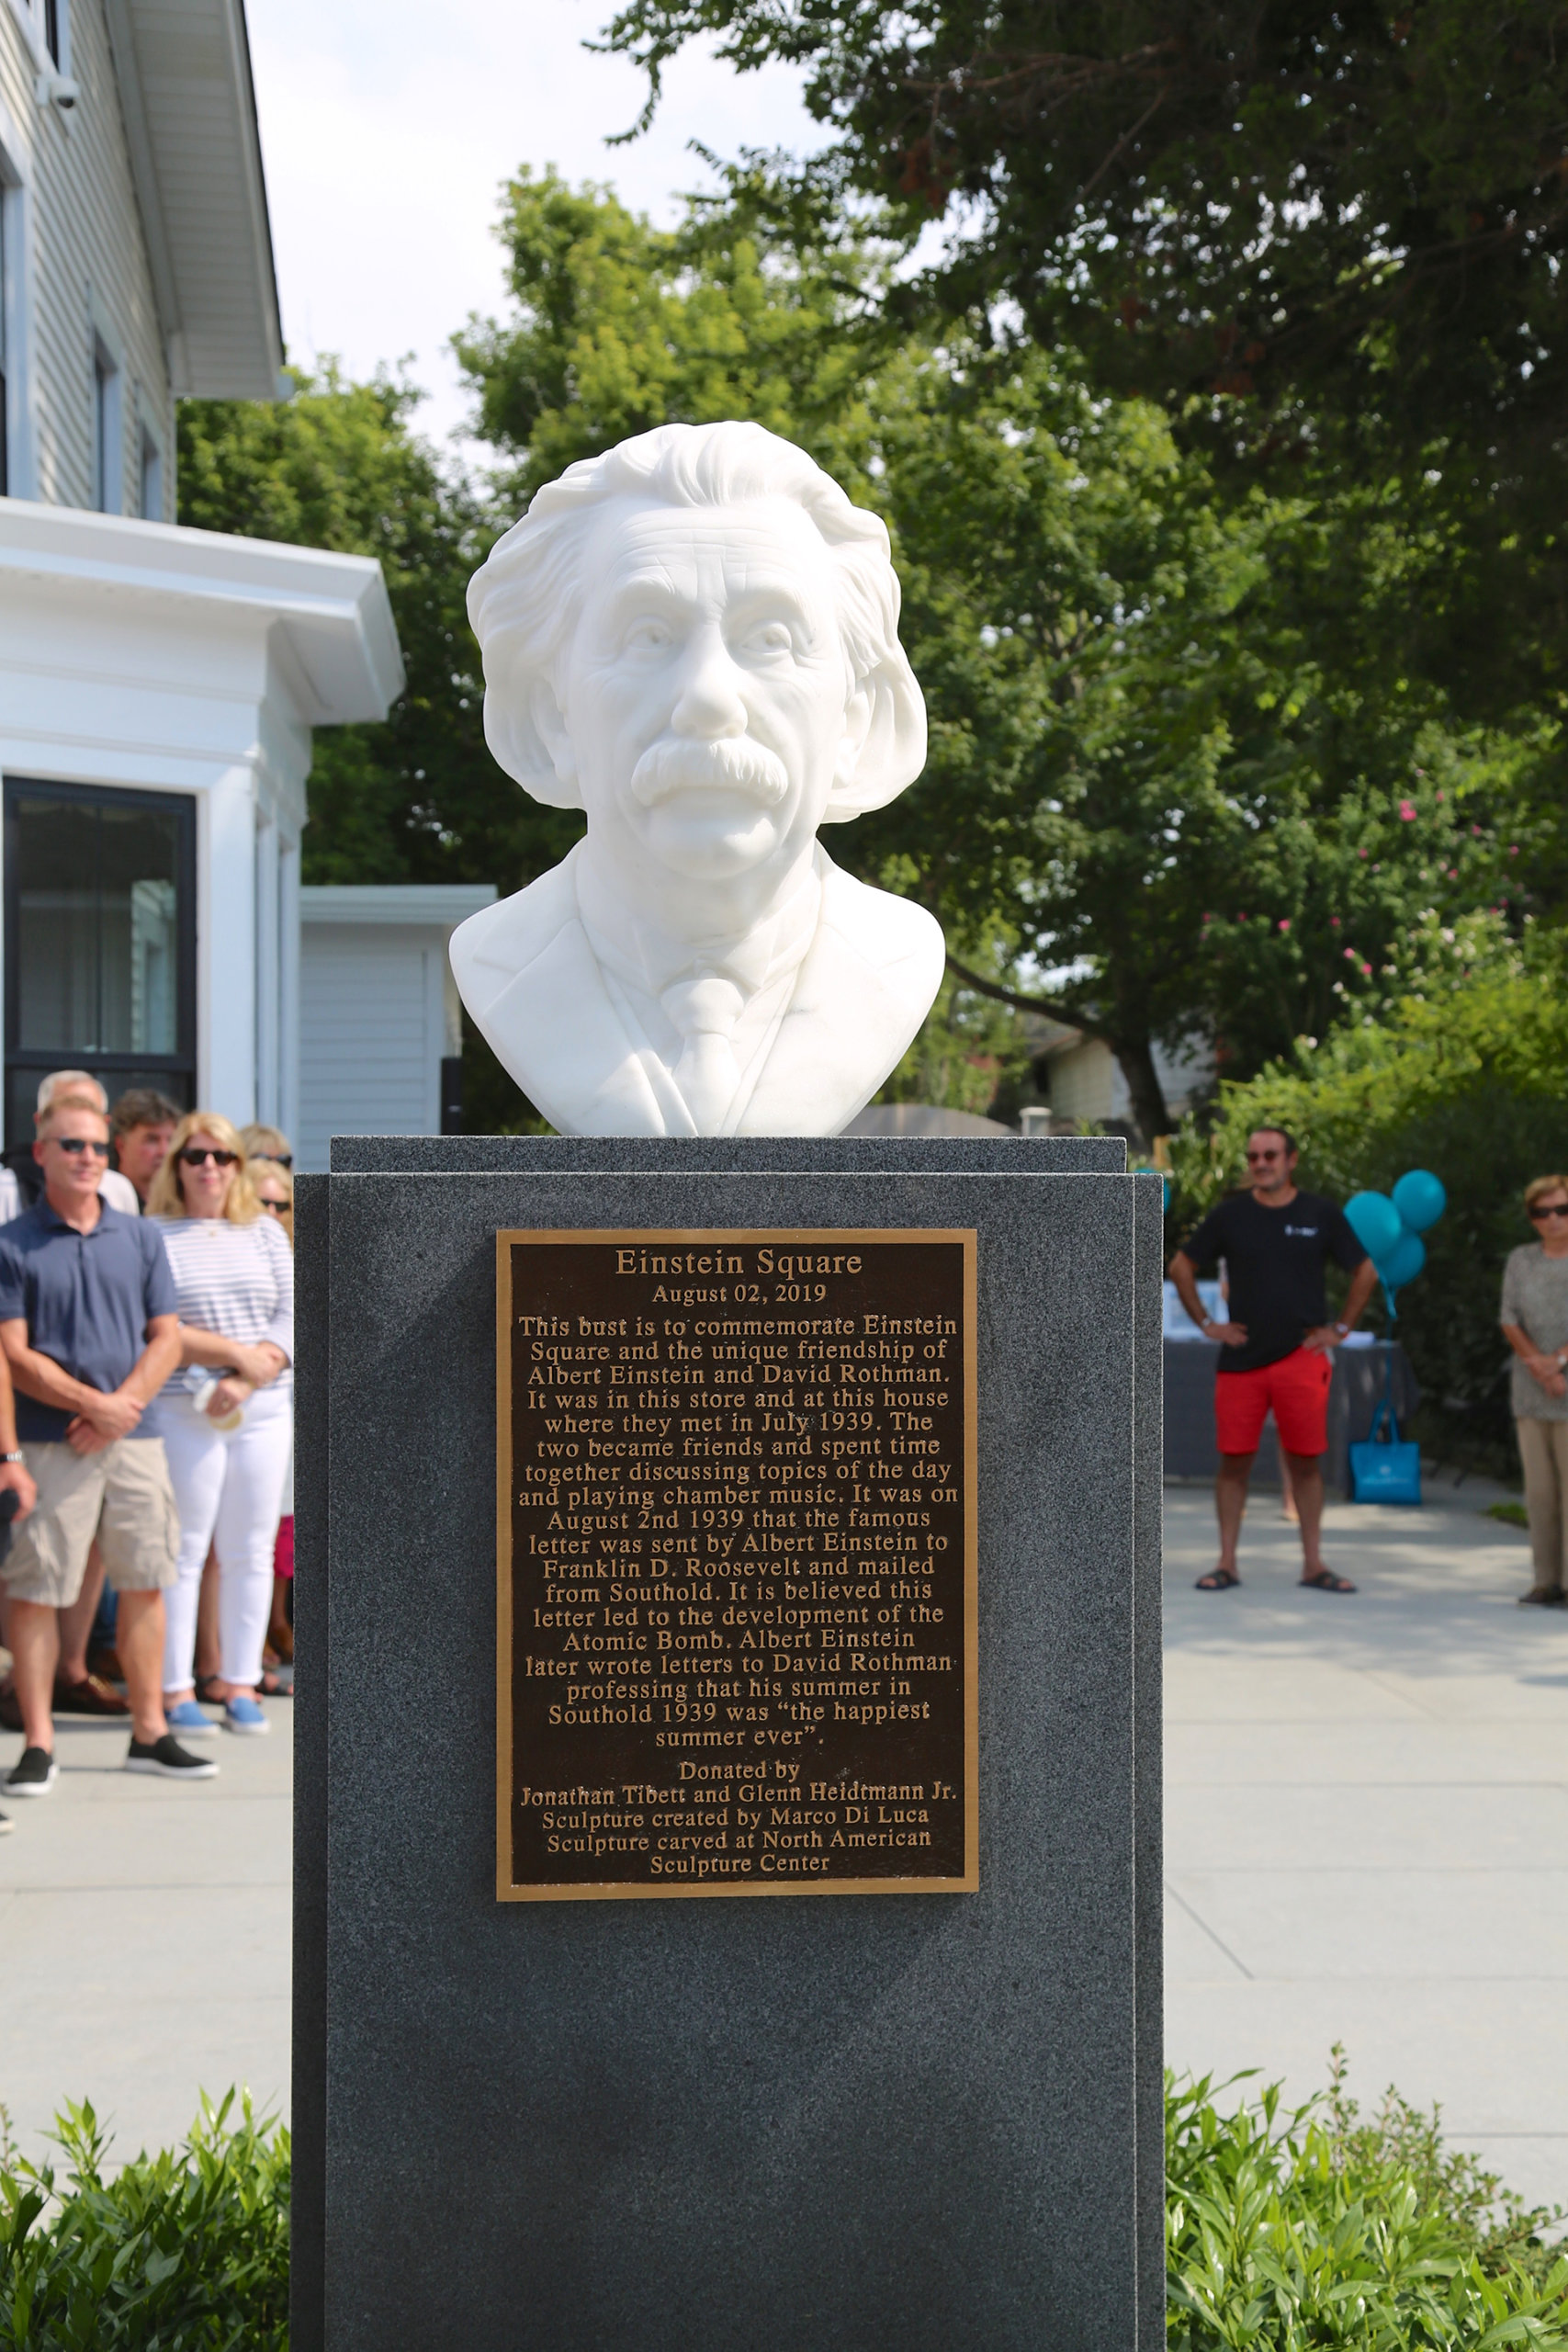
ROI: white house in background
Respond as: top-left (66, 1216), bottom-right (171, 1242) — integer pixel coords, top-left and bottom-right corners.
top-left (1027, 1019), bottom-right (1214, 1136)
top-left (0, 0), bottom-right (405, 1148)
top-left (298, 885), bottom-right (495, 1174)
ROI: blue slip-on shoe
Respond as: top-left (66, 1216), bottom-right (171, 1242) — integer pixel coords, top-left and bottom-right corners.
top-left (222, 1694), bottom-right (269, 1736)
top-left (165, 1699), bottom-right (218, 1738)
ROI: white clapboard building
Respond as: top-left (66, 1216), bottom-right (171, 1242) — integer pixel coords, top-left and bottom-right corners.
top-left (297, 885), bottom-right (495, 1173)
top-left (0, 0), bottom-right (489, 1157)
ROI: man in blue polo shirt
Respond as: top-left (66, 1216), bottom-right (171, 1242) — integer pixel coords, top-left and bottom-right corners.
top-left (0, 1098), bottom-right (216, 1792)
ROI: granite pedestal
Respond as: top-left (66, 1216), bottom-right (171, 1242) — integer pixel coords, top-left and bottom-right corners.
top-left (294, 1136), bottom-right (1163, 2351)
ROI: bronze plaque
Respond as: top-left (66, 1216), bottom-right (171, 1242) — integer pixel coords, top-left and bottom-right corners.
top-left (495, 1228), bottom-right (978, 1901)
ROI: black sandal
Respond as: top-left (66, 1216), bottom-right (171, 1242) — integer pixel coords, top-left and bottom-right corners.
top-left (1300, 1567), bottom-right (1357, 1593)
top-left (1195, 1567), bottom-right (1240, 1590)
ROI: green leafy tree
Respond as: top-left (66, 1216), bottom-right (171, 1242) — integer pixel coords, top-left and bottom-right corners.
top-left (875, 970), bottom-right (1041, 1123)
top-left (452, 164), bottom-right (894, 504)
top-left (455, 173), bottom-right (1541, 1139)
top-left (840, 336), bottom-right (1540, 1132)
top-left (178, 364), bottom-right (577, 893)
top-left (178, 365), bottom-right (577, 1125)
top-left (599, 3), bottom-right (1568, 701)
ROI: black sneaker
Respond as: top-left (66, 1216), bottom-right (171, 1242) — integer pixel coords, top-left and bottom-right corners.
top-left (125, 1734), bottom-right (219, 1781)
top-left (6, 1745), bottom-right (57, 1797)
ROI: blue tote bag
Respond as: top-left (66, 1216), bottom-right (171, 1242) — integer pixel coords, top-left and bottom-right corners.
top-left (1349, 1396), bottom-right (1421, 1506)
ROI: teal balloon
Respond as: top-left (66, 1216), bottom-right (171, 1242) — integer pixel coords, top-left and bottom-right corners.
top-left (1392, 1169), bottom-right (1446, 1234)
top-left (1380, 1230), bottom-right (1427, 1290)
top-left (1346, 1191), bottom-right (1403, 1262)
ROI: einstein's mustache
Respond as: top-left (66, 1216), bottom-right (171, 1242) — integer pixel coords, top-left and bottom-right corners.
top-left (628, 736), bottom-right (791, 809)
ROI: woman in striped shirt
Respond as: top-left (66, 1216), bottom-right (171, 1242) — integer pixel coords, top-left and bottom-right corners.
top-left (147, 1114), bottom-right (293, 1736)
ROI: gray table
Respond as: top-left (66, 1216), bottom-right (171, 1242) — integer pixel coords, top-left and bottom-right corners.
top-left (1164, 1340), bottom-right (1419, 1496)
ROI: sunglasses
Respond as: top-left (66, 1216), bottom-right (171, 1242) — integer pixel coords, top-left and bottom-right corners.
top-left (1529, 1203), bottom-right (1568, 1222)
top-left (1246, 1149), bottom-right (1285, 1164)
top-left (52, 1136), bottom-right (111, 1158)
top-left (258, 1196), bottom-right (288, 1214)
top-left (179, 1147), bottom-right (238, 1169)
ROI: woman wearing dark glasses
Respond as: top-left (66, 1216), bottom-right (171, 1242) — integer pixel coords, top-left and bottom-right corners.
top-left (145, 1114), bottom-right (293, 1731)
top-left (1501, 1174), bottom-right (1568, 1605)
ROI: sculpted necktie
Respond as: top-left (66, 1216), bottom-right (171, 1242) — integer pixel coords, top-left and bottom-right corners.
top-left (660, 971), bottom-right (747, 1133)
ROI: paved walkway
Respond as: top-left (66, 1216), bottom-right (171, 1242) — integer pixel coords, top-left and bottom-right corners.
top-left (1, 1484), bottom-right (1561, 2220)
top-left (0, 1697), bottom-right (291, 2168)
top-left (1166, 1473), bottom-right (1568, 2215)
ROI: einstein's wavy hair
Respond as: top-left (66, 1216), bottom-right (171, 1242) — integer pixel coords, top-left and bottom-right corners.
top-left (466, 421), bottom-right (926, 822)
top-left (147, 1111), bottom-right (262, 1225)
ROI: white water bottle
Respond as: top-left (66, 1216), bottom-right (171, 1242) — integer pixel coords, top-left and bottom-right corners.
top-left (190, 1374), bottom-right (244, 1432)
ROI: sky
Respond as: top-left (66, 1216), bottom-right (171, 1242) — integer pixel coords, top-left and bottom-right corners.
top-left (243, 0), bottom-right (823, 455)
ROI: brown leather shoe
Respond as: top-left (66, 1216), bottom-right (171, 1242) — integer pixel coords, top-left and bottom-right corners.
top-left (86, 1645), bottom-right (124, 1683)
top-left (0, 1681), bottom-right (20, 1734)
top-left (53, 1672), bottom-right (130, 1717)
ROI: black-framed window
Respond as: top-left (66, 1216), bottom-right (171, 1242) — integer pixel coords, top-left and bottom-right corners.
top-left (4, 778), bottom-right (196, 1152)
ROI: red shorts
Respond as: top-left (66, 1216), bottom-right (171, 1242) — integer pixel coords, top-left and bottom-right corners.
top-left (1213, 1347), bottom-right (1331, 1457)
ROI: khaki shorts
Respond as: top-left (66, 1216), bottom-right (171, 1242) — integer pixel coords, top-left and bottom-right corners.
top-left (0, 1437), bottom-right (179, 1608)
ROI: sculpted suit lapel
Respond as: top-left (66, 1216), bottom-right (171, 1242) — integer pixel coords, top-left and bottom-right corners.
top-left (735, 860), bottom-right (943, 1135)
top-left (449, 849), bottom-right (683, 1137)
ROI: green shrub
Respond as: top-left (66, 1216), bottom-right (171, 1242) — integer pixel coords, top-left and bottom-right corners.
top-left (1169, 958), bottom-right (1568, 1476)
top-left (0, 2093), bottom-right (288, 2350)
top-left (1343, 1088), bottom-right (1568, 1476)
top-left (1168, 2055), bottom-right (1568, 2347)
top-left (2, 2069), bottom-right (1562, 2346)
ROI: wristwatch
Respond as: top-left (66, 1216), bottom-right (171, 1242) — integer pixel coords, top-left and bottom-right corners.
top-left (1333, 1322), bottom-right (1350, 1338)
top-left (0, 1451), bottom-right (24, 1464)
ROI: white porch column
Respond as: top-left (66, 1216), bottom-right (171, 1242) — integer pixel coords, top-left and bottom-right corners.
top-left (254, 808), bottom-right (281, 1125)
top-left (201, 769), bottom-right (257, 1122)
top-left (278, 835), bottom-right (300, 1147)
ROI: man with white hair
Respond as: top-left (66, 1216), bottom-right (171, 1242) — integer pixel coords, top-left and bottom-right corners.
top-left (450, 421), bottom-right (944, 1136)
top-left (0, 1074), bottom-right (141, 1221)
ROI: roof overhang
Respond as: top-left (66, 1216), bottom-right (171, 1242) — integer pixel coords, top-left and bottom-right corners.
top-left (104, 0), bottom-right (285, 399)
top-left (301, 887), bottom-right (501, 929)
top-left (0, 499), bottom-right (404, 722)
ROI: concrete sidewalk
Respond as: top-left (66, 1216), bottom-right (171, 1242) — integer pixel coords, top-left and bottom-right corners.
top-left (1165, 1472), bottom-right (1568, 2215)
top-left (2, 1480), bottom-right (1562, 2222)
top-left (0, 1698), bottom-right (291, 2168)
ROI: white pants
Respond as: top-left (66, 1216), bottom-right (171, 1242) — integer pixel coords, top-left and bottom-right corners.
top-left (154, 1385), bottom-right (294, 1690)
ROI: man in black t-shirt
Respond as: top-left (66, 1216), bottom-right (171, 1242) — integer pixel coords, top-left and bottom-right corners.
top-left (1169, 1126), bottom-right (1378, 1594)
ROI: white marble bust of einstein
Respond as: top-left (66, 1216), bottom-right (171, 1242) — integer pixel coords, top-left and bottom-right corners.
top-left (449, 421), bottom-right (945, 1137)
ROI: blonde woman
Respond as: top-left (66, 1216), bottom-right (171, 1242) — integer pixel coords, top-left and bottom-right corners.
top-left (1502, 1172), bottom-right (1568, 1605)
top-left (240, 1124), bottom-right (292, 1171)
top-left (250, 1157), bottom-right (293, 1244)
top-left (147, 1114), bottom-right (293, 1733)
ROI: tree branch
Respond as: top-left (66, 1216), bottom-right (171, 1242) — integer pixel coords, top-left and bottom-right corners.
top-left (943, 952), bottom-right (1111, 1045)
